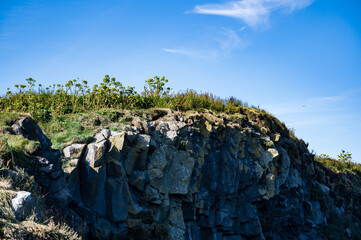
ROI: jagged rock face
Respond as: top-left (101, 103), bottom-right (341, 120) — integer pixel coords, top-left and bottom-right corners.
top-left (13, 114), bottom-right (361, 239)
top-left (61, 115), bottom-right (321, 240)
top-left (12, 117), bottom-right (72, 209)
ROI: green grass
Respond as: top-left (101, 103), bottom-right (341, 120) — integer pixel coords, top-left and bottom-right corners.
top-left (314, 155), bottom-right (361, 175)
top-left (7, 135), bottom-right (40, 155)
top-left (0, 112), bottom-right (28, 133)
top-left (38, 112), bottom-right (123, 150)
top-left (0, 134), bottom-right (40, 168)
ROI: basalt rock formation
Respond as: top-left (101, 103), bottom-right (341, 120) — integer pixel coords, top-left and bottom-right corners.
top-left (9, 109), bottom-right (361, 239)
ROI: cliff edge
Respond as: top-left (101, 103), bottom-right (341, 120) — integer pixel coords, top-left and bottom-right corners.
top-left (1, 108), bottom-right (361, 240)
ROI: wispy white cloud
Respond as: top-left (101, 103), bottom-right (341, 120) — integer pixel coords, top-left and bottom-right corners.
top-left (215, 28), bottom-right (241, 51)
top-left (162, 48), bottom-right (196, 57)
top-left (163, 28), bottom-right (246, 59)
top-left (239, 26), bottom-right (247, 31)
top-left (264, 94), bottom-right (345, 116)
top-left (192, 0), bottom-right (314, 28)
top-left (309, 96), bottom-right (343, 103)
top-left (163, 47), bottom-right (219, 60)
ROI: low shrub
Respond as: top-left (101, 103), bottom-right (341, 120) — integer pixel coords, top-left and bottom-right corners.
top-left (315, 151), bottom-right (361, 174)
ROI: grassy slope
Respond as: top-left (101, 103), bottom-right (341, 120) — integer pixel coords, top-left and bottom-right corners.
top-left (0, 113), bottom-right (80, 239)
top-left (0, 177), bottom-right (78, 239)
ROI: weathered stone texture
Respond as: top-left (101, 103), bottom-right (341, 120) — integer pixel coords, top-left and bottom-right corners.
top-left (14, 113), bottom-right (361, 240)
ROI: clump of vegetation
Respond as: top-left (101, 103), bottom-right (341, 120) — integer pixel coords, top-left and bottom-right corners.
top-left (0, 136), bottom-right (12, 168)
top-left (0, 217), bottom-right (79, 240)
top-left (0, 134), bottom-right (40, 168)
top-left (0, 115), bottom-right (79, 239)
top-left (0, 75), bottom-right (256, 122)
top-left (0, 174), bottom-right (79, 240)
top-left (315, 151), bottom-right (361, 174)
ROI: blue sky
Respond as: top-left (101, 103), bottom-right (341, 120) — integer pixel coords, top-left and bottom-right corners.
top-left (1, 0), bottom-right (361, 161)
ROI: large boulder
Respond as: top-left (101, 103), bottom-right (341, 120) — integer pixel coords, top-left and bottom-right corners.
top-left (11, 191), bottom-right (38, 221)
top-left (108, 132), bottom-right (126, 159)
top-left (168, 150), bottom-right (196, 195)
top-left (80, 141), bottom-right (107, 215)
top-left (123, 134), bottom-right (151, 175)
top-left (18, 117), bottom-right (52, 151)
top-left (106, 178), bottom-right (129, 222)
top-left (63, 144), bottom-right (86, 159)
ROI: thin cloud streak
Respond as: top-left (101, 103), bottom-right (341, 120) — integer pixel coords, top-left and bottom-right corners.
top-left (239, 26), bottom-right (247, 31)
top-left (163, 28), bottom-right (245, 59)
top-left (264, 94), bottom-right (346, 115)
top-left (310, 96), bottom-right (343, 103)
top-left (163, 48), bottom-right (219, 60)
top-left (162, 48), bottom-right (195, 57)
top-left (192, 0), bottom-right (314, 28)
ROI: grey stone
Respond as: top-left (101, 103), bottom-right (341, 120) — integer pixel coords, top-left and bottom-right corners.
top-left (129, 170), bottom-right (145, 191)
top-left (106, 178), bottom-right (128, 222)
top-left (238, 217), bottom-right (262, 237)
top-left (51, 188), bottom-right (72, 208)
top-left (275, 148), bottom-right (291, 190)
top-left (11, 124), bottom-right (25, 136)
top-left (80, 141), bottom-right (107, 215)
top-left (127, 219), bottom-right (142, 228)
top-left (311, 201), bottom-right (327, 226)
top-left (19, 117), bottom-right (35, 132)
top-left (286, 168), bottom-right (303, 188)
top-left (165, 130), bottom-right (178, 145)
top-left (224, 236), bottom-right (243, 240)
top-left (145, 185), bottom-right (162, 204)
top-left (124, 183), bottom-right (143, 215)
top-left (259, 148), bottom-right (279, 168)
top-left (94, 129), bottom-right (111, 143)
top-left (94, 218), bottom-right (112, 239)
top-left (218, 149), bottom-right (240, 195)
top-left (85, 141), bottom-right (107, 168)
top-left (50, 170), bottom-right (63, 179)
top-left (147, 146), bottom-right (169, 192)
top-left (169, 151), bottom-right (196, 195)
top-left (70, 159), bottom-right (79, 167)
top-left (216, 205), bottom-right (233, 228)
top-left (124, 134), bottom-right (151, 175)
top-left (238, 202), bottom-right (258, 223)
top-left (185, 222), bottom-right (201, 240)
top-left (168, 225), bottom-right (185, 240)
top-left (148, 146), bottom-right (167, 170)
top-left (169, 207), bottom-right (186, 230)
top-left (63, 144), bottom-right (86, 159)
top-left (68, 165), bottom-right (81, 201)
top-left (108, 132), bottom-right (126, 159)
top-left (126, 131), bottom-right (137, 144)
top-left (315, 181), bottom-right (330, 195)
top-left (112, 223), bottom-right (128, 239)
top-left (263, 173), bottom-right (276, 200)
top-left (39, 164), bottom-right (54, 173)
top-left (11, 191), bottom-right (38, 221)
top-left (17, 114), bottom-right (359, 240)
top-left (18, 117), bottom-right (51, 150)
top-left (106, 157), bottom-right (126, 177)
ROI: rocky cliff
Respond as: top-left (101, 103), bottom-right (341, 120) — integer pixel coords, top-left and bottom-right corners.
top-left (6, 109), bottom-right (361, 239)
